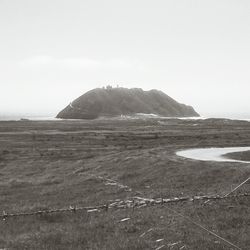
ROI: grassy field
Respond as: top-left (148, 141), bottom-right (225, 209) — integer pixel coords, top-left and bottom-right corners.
top-left (0, 118), bottom-right (250, 249)
top-left (225, 150), bottom-right (250, 162)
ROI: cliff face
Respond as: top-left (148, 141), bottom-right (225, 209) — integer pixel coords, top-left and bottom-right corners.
top-left (56, 87), bottom-right (199, 119)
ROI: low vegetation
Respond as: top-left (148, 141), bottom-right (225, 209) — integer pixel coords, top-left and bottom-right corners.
top-left (0, 118), bottom-right (249, 249)
top-left (56, 87), bottom-right (199, 119)
top-left (225, 150), bottom-right (250, 162)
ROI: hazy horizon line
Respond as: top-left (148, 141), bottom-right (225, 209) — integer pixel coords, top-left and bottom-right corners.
top-left (0, 112), bottom-right (249, 120)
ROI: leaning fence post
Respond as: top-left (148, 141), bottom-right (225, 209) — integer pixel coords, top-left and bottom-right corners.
top-left (2, 211), bottom-right (7, 221)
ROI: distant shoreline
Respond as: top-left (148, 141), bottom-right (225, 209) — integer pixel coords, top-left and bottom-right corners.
top-left (0, 116), bottom-right (59, 121)
top-left (0, 115), bottom-right (249, 122)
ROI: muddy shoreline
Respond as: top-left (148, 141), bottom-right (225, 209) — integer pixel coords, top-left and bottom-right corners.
top-left (224, 150), bottom-right (250, 162)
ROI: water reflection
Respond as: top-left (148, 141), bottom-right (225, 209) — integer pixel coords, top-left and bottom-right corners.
top-left (176, 147), bottom-right (250, 163)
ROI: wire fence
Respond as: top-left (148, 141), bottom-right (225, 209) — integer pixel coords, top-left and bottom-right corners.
top-left (1, 174), bottom-right (249, 249)
top-left (1, 192), bottom-right (249, 220)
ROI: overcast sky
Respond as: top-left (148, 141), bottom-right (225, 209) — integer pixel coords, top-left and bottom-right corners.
top-left (0, 0), bottom-right (250, 118)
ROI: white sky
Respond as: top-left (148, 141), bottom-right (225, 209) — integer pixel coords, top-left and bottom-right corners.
top-left (0, 0), bottom-right (250, 118)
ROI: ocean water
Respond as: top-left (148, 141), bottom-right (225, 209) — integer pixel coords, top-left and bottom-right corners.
top-left (0, 116), bottom-right (59, 121)
top-left (0, 114), bottom-right (249, 122)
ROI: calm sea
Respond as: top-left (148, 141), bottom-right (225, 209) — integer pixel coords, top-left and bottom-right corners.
top-left (0, 115), bottom-right (249, 122)
top-left (0, 116), bottom-right (59, 121)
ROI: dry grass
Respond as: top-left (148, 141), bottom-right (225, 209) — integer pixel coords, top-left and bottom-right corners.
top-left (0, 118), bottom-right (250, 249)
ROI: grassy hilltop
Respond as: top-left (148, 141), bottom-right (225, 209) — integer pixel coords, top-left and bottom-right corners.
top-left (57, 87), bottom-right (199, 119)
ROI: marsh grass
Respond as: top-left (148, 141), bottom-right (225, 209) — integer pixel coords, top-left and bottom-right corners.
top-left (0, 119), bottom-right (250, 249)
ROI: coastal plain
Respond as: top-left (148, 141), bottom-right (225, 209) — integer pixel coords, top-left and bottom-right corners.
top-left (0, 118), bottom-right (250, 250)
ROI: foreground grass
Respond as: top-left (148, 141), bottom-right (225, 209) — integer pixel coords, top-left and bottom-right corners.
top-left (1, 198), bottom-right (249, 249)
top-left (0, 118), bottom-right (250, 249)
